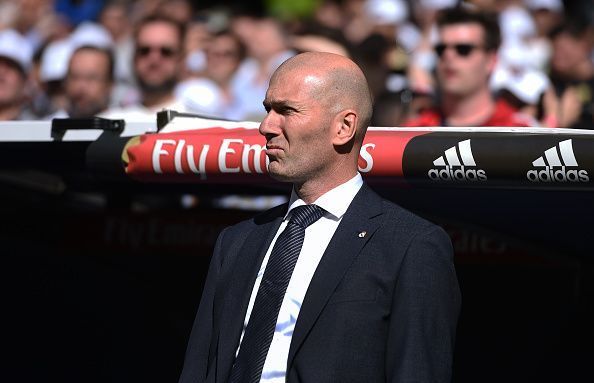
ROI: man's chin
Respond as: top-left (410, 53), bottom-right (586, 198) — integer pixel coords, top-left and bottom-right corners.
top-left (268, 170), bottom-right (290, 182)
top-left (68, 104), bottom-right (103, 118)
top-left (267, 165), bottom-right (292, 183)
top-left (137, 78), bottom-right (177, 94)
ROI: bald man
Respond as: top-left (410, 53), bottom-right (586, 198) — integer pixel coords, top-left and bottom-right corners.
top-left (179, 52), bottom-right (461, 383)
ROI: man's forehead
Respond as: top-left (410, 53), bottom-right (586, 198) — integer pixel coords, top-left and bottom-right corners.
top-left (270, 70), bottom-right (323, 93)
top-left (440, 23), bottom-right (484, 42)
top-left (138, 22), bottom-right (180, 43)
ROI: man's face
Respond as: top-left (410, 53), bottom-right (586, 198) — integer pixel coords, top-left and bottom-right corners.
top-left (205, 34), bottom-right (242, 84)
top-left (551, 32), bottom-right (588, 76)
top-left (134, 21), bottom-right (182, 93)
top-left (65, 49), bottom-right (112, 117)
top-left (247, 18), bottom-right (285, 61)
top-left (259, 70), bottom-right (335, 183)
top-left (0, 57), bottom-right (26, 110)
top-left (435, 23), bottom-right (496, 97)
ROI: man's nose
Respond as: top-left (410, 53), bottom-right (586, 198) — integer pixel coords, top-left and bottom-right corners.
top-left (259, 110), bottom-right (281, 138)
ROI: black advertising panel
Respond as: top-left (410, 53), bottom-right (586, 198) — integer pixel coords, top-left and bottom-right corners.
top-left (402, 133), bottom-right (594, 188)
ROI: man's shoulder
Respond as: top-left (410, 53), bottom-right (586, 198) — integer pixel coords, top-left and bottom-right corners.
top-left (488, 99), bottom-right (536, 127)
top-left (222, 203), bottom-right (287, 238)
top-left (380, 195), bottom-right (440, 233)
top-left (370, 191), bottom-right (452, 256)
top-left (359, 184), bottom-right (441, 235)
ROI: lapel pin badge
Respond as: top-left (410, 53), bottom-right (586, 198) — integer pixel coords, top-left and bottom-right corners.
top-left (358, 231), bottom-right (367, 238)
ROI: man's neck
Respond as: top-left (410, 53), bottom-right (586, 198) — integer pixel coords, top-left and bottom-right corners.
top-left (293, 162), bottom-right (359, 204)
top-left (442, 89), bottom-right (495, 126)
top-left (142, 92), bottom-right (175, 110)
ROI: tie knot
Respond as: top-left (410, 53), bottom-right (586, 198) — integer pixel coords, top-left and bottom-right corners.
top-left (289, 204), bottom-right (325, 228)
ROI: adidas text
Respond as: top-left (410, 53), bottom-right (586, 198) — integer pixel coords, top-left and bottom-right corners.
top-left (526, 167), bottom-right (589, 183)
top-left (428, 166), bottom-right (487, 182)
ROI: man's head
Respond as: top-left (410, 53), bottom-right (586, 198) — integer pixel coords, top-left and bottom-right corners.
top-left (434, 7), bottom-right (500, 98)
top-left (259, 52), bottom-right (372, 190)
top-left (0, 29), bottom-right (32, 120)
top-left (234, 16), bottom-right (288, 63)
top-left (100, 0), bottom-right (130, 41)
top-left (550, 21), bottom-right (593, 79)
top-left (65, 46), bottom-right (114, 117)
top-left (133, 15), bottom-right (185, 97)
top-left (205, 30), bottom-right (246, 86)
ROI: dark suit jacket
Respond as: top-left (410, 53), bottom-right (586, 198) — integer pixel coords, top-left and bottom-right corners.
top-left (179, 184), bottom-right (461, 383)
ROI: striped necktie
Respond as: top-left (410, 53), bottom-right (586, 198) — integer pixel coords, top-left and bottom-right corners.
top-left (230, 204), bottom-right (325, 383)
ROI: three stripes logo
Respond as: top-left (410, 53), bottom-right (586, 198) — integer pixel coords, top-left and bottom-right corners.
top-left (428, 139), bottom-right (487, 182)
top-left (527, 139), bottom-right (589, 183)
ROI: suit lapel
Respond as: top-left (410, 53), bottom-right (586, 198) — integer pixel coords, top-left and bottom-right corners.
top-left (216, 207), bottom-right (285, 383)
top-left (287, 185), bottom-right (384, 368)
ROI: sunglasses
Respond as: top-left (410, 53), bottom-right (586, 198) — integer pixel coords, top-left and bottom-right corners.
top-left (135, 45), bottom-right (178, 58)
top-left (434, 43), bottom-right (484, 58)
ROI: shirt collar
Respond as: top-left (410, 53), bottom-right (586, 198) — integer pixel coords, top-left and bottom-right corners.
top-left (285, 173), bottom-right (363, 221)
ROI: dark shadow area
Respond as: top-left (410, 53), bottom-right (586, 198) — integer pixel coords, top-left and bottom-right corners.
top-left (1, 180), bottom-right (593, 382)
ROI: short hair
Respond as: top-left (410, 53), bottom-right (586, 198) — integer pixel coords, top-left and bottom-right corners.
top-left (437, 7), bottom-right (501, 51)
top-left (549, 19), bottom-right (591, 40)
top-left (212, 29), bottom-right (247, 61)
top-left (133, 14), bottom-right (186, 46)
top-left (68, 45), bottom-right (115, 81)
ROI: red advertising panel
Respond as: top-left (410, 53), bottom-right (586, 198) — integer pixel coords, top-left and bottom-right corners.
top-left (125, 127), bottom-right (429, 182)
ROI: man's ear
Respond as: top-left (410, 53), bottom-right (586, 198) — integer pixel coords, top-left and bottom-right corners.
top-left (332, 110), bottom-right (358, 146)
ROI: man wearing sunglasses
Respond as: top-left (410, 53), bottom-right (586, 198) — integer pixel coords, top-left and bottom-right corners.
top-left (405, 7), bottom-right (533, 127)
top-left (102, 14), bottom-right (188, 121)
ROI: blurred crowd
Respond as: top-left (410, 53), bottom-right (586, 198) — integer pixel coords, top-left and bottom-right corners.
top-left (0, 0), bottom-right (593, 129)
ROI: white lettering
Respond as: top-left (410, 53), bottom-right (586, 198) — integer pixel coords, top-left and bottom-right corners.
top-left (526, 167), bottom-right (590, 183)
top-left (242, 144), bottom-right (267, 173)
top-left (358, 143), bottom-right (375, 173)
top-left (219, 139), bottom-right (243, 173)
top-left (187, 144), bottom-right (210, 180)
top-left (152, 139), bottom-right (177, 174)
top-left (174, 139), bottom-right (186, 174)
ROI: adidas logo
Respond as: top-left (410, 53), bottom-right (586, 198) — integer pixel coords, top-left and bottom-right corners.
top-left (428, 139), bottom-right (487, 182)
top-left (527, 139), bottom-right (589, 183)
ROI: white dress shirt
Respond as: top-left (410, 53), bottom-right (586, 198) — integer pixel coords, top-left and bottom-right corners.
top-left (236, 173), bottom-right (364, 382)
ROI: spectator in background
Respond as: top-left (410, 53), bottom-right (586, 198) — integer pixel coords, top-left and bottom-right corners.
top-left (355, 0), bottom-right (408, 101)
top-left (38, 38), bottom-right (72, 116)
top-left (99, 0), bottom-right (136, 105)
top-left (289, 21), bottom-right (352, 58)
top-left (156, 0), bottom-right (194, 26)
top-left (1, 0), bottom-right (67, 52)
top-left (182, 15), bottom-right (212, 79)
top-left (524, 0), bottom-right (565, 72)
top-left (39, 22), bottom-right (114, 118)
top-left (407, 0), bottom-right (458, 96)
top-left (102, 14), bottom-right (189, 121)
top-left (175, 30), bottom-right (246, 119)
top-left (312, 0), bottom-right (347, 31)
top-left (548, 20), bottom-right (594, 129)
top-left (0, 29), bottom-right (34, 120)
top-left (64, 46), bottom-right (113, 118)
top-left (228, 14), bottom-right (294, 121)
top-left (490, 40), bottom-right (560, 127)
top-left (405, 7), bottom-right (534, 127)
